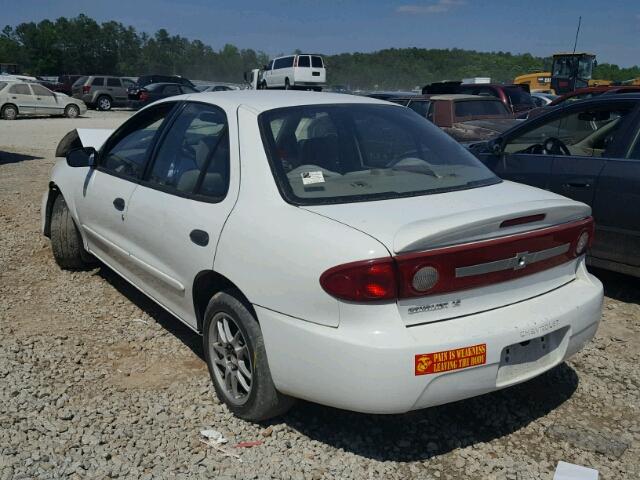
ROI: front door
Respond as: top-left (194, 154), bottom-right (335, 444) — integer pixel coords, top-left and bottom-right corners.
top-left (76, 102), bottom-right (177, 275)
top-left (31, 83), bottom-right (63, 115)
top-left (123, 102), bottom-right (238, 327)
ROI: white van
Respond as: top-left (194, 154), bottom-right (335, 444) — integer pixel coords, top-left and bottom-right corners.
top-left (261, 54), bottom-right (326, 91)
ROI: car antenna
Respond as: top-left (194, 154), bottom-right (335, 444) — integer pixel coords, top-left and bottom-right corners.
top-left (572, 16), bottom-right (582, 54)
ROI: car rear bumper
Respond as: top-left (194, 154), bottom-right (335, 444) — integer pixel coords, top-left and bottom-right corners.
top-left (257, 259), bottom-right (603, 414)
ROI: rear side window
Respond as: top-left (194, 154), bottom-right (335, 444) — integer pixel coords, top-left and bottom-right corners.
top-left (162, 84), bottom-right (181, 95)
top-left (312, 56), bottom-right (323, 68)
top-left (31, 84), bottom-right (54, 97)
top-left (100, 102), bottom-right (176, 180)
top-left (9, 84), bottom-right (31, 95)
top-left (147, 103), bottom-right (229, 199)
top-left (455, 100), bottom-right (509, 117)
top-left (92, 77), bottom-right (105, 87)
top-left (297, 56), bottom-right (310, 67)
top-left (107, 78), bottom-right (121, 87)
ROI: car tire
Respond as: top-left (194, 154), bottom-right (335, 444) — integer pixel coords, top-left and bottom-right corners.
top-left (203, 290), bottom-right (295, 421)
top-left (64, 104), bottom-right (80, 118)
top-left (284, 78), bottom-right (291, 90)
top-left (96, 95), bottom-right (112, 111)
top-left (1, 104), bottom-right (18, 120)
top-left (50, 194), bottom-right (94, 270)
top-left (261, 81), bottom-right (268, 90)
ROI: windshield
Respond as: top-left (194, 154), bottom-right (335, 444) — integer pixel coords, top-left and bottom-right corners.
top-left (259, 104), bottom-right (499, 205)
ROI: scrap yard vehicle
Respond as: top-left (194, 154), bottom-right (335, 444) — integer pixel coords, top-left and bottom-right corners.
top-left (245, 54), bottom-right (326, 90)
top-left (72, 75), bottom-right (136, 111)
top-left (469, 94), bottom-right (640, 277)
top-left (0, 80), bottom-right (86, 119)
top-left (128, 82), bottom-right (199, 109)
top-left (423, 81), bottom-right (536, 114)
top-left (44, 91), bottom-right (602, 420)
top-left (392, 93), bottom-right (519, 143)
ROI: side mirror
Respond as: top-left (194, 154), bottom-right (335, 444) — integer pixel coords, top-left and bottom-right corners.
top-left (490, 138), bottom-right (504, 155)
top-left (66, 147), bottom-right (96, 168)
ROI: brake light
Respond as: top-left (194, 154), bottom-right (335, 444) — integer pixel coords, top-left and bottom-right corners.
top-left (320, 217), bottom-right (594, 302)
top-left (320, 259), bottom-right (396, 301)
top-left (139, 90), bottom-right (149, 102)
top-left (82, 85), bottom-right (90, 94)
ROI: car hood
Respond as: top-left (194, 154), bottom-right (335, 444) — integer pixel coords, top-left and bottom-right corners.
top-left (302, 181), bottom-right (590, 254)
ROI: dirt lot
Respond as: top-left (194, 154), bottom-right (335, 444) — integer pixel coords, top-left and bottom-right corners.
top-left (1, 111), bottom-right (639, 479)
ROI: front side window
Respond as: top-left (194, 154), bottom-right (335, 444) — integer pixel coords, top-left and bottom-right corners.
top-left (504, 105), bottom-right (633, 157)
top-left (9, 84), bottom-right (32, 95)
top-left (273, 58), bottom-right (285, 69)
top-left (100, 102), bottom-right (176, 180)
top-left (260, 104), bottom-right (499, 204)
top-left (31, 84), bottom-right (54, 97)
top-left (163, 84), bottom-right (181, 95)
top-left (148, 103), bottom-right (229, 198)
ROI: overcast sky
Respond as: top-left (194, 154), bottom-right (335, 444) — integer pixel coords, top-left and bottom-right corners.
top-left (2, 0), bottom-right (639, 67)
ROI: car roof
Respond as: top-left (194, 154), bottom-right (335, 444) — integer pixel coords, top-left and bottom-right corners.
top-left (151, 90), bottom-right (390, 113)
top-left (430, 94), bottom-right (497, 101)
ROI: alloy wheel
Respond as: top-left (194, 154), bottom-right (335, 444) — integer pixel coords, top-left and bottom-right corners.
top-left (208, 312), bottom-right (253, 405)
top-left (98, 97), bottom-right (111, 110)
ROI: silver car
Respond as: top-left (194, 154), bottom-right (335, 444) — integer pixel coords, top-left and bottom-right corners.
top-left (0, 80), bottom-right (87, 120)
top-left (71, 75), bottom-right (135, 111)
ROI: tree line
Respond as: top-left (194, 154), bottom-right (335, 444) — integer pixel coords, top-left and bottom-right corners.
top-left (1, 14), bottom-right (639, 89)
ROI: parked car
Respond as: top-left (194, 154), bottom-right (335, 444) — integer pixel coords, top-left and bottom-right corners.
top-left (0, 80), bottom-right (86, 119)
top-left (457, 83), bottom-right (536, 114)
top-left (197, 83), bottom-right (241, 92)
top-left (45, 91), bottom-right (602, 420)
top-left (392, 94), bottom-right (519, 143)
top-left (469, 94), bottom-right (640, 277)
top-left (549, 85), bottom-right (640, 107)
top-left (57, 75), bottom-right (85, 96)
top-left (72, 76), bottom-right (136, 110)
top-left (128, 82), bottom-right (199, 109)
top-left (365, 91), bottom-right (417, 101)
top-left (34, 76), bottom-right (64, 93)
top-left (530, 92), bottom-right (557, 107)
top-left (128, 74), bottom-right (195, 100)
top-left (260, 54), bottom-right (326, 90)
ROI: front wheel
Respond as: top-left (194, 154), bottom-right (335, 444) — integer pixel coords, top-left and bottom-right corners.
top-left (203, 291), bottom-right (294, 421)
top-left (64, 104), bottom-right (80, 118)
top-left (50, 195), bottom-right (94, 270)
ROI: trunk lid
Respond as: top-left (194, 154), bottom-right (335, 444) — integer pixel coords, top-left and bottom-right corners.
top-left (305, 181), bottom-right (591, 325)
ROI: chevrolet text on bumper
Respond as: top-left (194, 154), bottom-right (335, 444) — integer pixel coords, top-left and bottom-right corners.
top-left (43, 91), bottom-right (603, 420)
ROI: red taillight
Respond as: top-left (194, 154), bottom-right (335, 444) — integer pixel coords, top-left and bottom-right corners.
top-left (82, 85), bottom-right (90, 94)
top-left (320, 259), bottom-right (396, 301)
top-left (320, 217), bottom-right (594, 303)
top-left (139, 90), bottom-right (149, 102)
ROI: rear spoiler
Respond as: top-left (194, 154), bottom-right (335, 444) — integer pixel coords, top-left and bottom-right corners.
top-left (55, 128), bottom-right (114, 157)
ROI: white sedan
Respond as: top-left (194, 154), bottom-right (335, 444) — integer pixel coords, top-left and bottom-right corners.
top-left (43, 91), bottom-right (603, 421)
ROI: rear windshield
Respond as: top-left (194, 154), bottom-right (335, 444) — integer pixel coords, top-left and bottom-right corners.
top-left (259, 104), bottom-right (499, 205)
top-left (0, 82), bottom-right (7, 91)
top-left (73, 76), bottom-right (87, 87)
top-left (311, 56), bottom-right (323, 68)
top-left (504, 87), bottom-right (535, 107)
top-left (455, 100), bottom-right (510, 117)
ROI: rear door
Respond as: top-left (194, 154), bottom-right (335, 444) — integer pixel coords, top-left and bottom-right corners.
top-left (293, 55), bottom-right (312, 83)
top-left (75, 102), bottom-right (177, 276)
top-left (124, 102), bottom-right (238, 327)
top-left (31, 84), bottom-right (63, 115)
top-left (7, 83), bottom-right (37, 114)
top-left (310, 56), bottom-right (326, 84)
top-left (590, 106), bottom-right (640, 268)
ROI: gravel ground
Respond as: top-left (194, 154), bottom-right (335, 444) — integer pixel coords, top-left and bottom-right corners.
top-left (1, 111), bottom-right (639, 479)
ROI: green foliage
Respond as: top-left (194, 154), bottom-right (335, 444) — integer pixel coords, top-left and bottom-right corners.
top-left (1, 15), bottom-right (638, 88)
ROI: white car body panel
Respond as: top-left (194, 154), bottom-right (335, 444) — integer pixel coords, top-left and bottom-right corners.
top-left (44, 91), bottom-right (604, 414)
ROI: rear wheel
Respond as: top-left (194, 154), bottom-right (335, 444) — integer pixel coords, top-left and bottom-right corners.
top-left (50, 195), bottom-right (94, 270)
top-left (1, 104), bottom-right (18, 120)
top-left (203, 291), bottom-right (294, 421)
top-left (96, 95), bottom-right (112, 111)
top-left (64, 104), bottom-right (80, 118)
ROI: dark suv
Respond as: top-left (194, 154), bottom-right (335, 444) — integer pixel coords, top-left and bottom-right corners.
top-left (127, 75), bottom-right (195, 99)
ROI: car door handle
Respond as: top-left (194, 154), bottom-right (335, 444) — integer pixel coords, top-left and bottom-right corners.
top-left (562, 181), bottom-right (591, 189)
top-left (189, 229), bottom-right (209, 247)
top-left (113, 197), bottom-right (125, 211)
